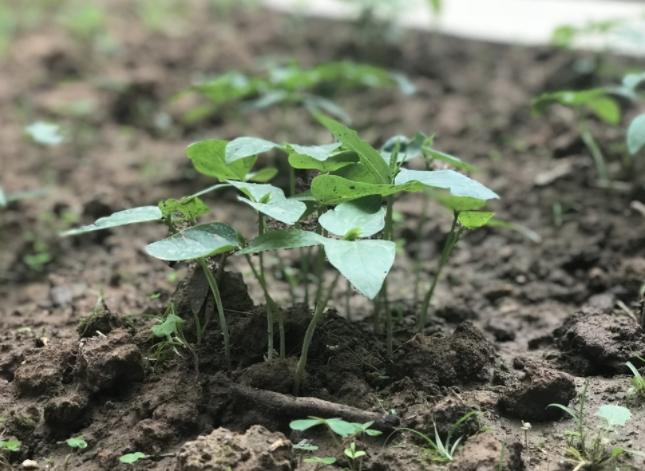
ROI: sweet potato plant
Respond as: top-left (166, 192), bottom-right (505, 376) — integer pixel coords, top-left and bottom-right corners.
top-left (62, 116), bottom-right (498, 395)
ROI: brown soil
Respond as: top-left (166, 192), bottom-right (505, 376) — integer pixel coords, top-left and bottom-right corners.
top-left (2, 1), bottom-right (645, 470)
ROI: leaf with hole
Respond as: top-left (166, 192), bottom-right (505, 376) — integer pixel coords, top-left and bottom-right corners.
top-left (186, 140), bottom-right (256, 181)
top-left (60, 206), bottom-right (163, 236)
top-left (319, 195), bottom-right (385, 238)
top-left (146, 222), bottom-right (239, 261)
top-left (225, 137), bottom-right (280, 164)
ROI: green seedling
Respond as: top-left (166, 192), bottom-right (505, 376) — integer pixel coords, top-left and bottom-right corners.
top-left (626, 353), bottom-right (645, 400)
top-left (149, 303), bottom-right (199, 373)
top-left (58, 436), bottom-right (87, 471)
top-left (0, 440), bottom-right (19, 470)
top-left (344, 441), bottom-right (366, 471)
top-left (548, 382), bottom-right (644, 469)
top-left (119, 452), bottom-right (147, 464)
top-left (387, 411), bottom-right (481, 463)
top-left (184, 60), bottom-right (414, 125)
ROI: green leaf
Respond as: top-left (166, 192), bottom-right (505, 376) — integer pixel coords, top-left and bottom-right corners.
top-left (531, 89), bottom-right (607, 116)
top-left (146, 222), bottom-right (239, 261)
top-left (623, 72), bottom-right (645, 90)
top-left (304, 457), bottom-right (336, 464)
top-left (192, 72), bottom-right (258, 105)
top-left (319, 196), bottom-right (385, 238)
top-left (66, 437), bottom-right (87, 449)
top-left (228, 181), bottom-right (306, 225)
top-left (288, 143), bottom-right (342, 160)
top-left (186, 140), bottom-right (256, 181)
top-left (158, 196), bottom-right (209, 220)
top-left (25, 122), bottom-right (64, 146)
top-left (289, 152), bottom-right (358, 172)
top-left (290, 418), bottom-right (325, 431)
top-left (395, 169), bottom-right (499, 201)
top-left (432, 193), bottom-right (487, 211)
top-left (325, 238), bottom-right (395, 299)
top-left (596, 405), bottom-right (631, 427)
top-left (586, 97), bottom-right (620, 125)
top-left (326, 418), bottom-right (358, 437)
top-left (0, 440), bottom-right (20, 452)
top-left (239, 230), bottom-right (326, 254)
top-left (627, 113), bottom-right (645, 155)
top-left (246, 167), bottom-right (278, 182)
top-left (318, 116), bottom-right (391, 183)
top-left (546, 404), bottom-right (579, 423)
top-left (225, 137), bottom-right (279, 164)
top-left (60, 206), bottom-right (162, 236)
top-left (151, 314), bottom-right (183, 337)
top-left (458, 211), bottom-right (495, 229)
top-left (119, 452), bottom-right (147, 464)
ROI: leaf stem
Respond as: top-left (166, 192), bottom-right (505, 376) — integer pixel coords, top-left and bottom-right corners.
top-left (293, 269), bottom-right (341, 396)
top-left (383, 195), bottom-right (394, 356)
top-left (197, 257), bottom-right (230, 368)
top-left (578, 113), bottom-right (608, 181)
top-left (257, 212), bottom-right (275, 361)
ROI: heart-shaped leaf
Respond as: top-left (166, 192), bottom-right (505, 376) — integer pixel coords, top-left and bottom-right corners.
top-left (458, 211), bottom-right (495, 229)
top-left (627, 113), bottom-right (645, 155)
top-left (146, 222), bottom-right (239, 261)
top-left (325, 238), bottom-right (395, 299)
top-left (60, 206), bottom-right (163, 236)
top-left (225, 137), bottom-right (280, 164)
top-left (319, 196), bottom-right (385, 238)
top-left (596, 405), bottom-right (631, 427)
top-left (319, 116), bottom-right (391, 183)
top-left (186, 140), bottom-right (256, 181)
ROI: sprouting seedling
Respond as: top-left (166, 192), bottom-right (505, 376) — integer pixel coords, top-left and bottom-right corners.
top-left (626, 353), bottom-right (645, 400)
top-left (58, 436), bottom-right (87, 471)
top-left (183, 60), bottom-right (415, 125)
top-left (119, 452), bottom-right (147, 464)
top-left (0, 440), bottom-right (20, 470)
top-left (344, 442), bottom-right (365, 471)
top-left (149, 303), bottom-right (199, 373)
top-left (549, 382), bottom-right (644, 469)
top-left (532, 88), bottom-right (622, 181)
top-left (386, 411), bottom-right (482, 463)
top-left (520, 420), bottom-right (531, 449)
top-left (293, 440), bottom-right (321, 468)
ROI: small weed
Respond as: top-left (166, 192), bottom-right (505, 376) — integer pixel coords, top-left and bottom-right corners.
top-left (119, 452), bottom-right (147, 464)
top-left (626, 353), bottom-right (645, 401)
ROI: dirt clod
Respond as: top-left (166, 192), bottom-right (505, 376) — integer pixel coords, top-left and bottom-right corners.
top-left (76, 329), bottom-right (144, 393)
top-left (77, 300), bottom-right (122, 338)
top-left (44, 391), bottom-right (89, 434)
top-left (175, 425), bottom-right (293, 471)
top-left (13, 341), bottom-right (75, 397)
top-left (238, 357), bottom-right (297, 394)
top-left (498, 366), bottom-right (576, 421)
top-left (447, 434), bottom-right (524, 471)
top-left (553, 309), bottom-right (645, 375)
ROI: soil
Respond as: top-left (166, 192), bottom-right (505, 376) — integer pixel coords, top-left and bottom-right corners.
top-left (2, 1), bottom-right (645, 470)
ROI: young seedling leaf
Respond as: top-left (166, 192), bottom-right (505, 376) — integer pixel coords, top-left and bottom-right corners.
top-left (228, 181), bottom-right (306, 225)
top-left (586, 96), bottom-right (620, 125)
top-left (326, 418), bottom-right (358, 437)
top-left (596, 405), bottom-right (631, 427)
top-left (319, 195), bottom-right (385, 238)
top-left (290, 418), bottom-right (326, 431)
top-left (627, 113), bottom-right (645, 155)
top-left (146, 222), bottom-right (239, 261)
top-left (225, 137), bottom-right (279, 164)
top-left (288, 152), bottom-right (358, 172)
top-left (288, 143), bottom-right (342, 160)
top-left (531, 89), bottom-right (606, 116)
top-left (159, 196), bottom-right (209, 220)
top-left (395, 169), bottom-right (499, 201)
top-left (25, 122), bottom-right (64, 146)
top-left (318, 115), bottom-right (391, 183)
top-left (239, 230), bottom-right (326, 254)
top-left (186, 140), bottom-right (256, 181)
top-left (246, 167), bottom-right (278, 182)
top-left (119, 452), bottom-right (147, 464)
top-left (432, 193), bottom-right (487, 212)
top-left (546, 404), bottom-right (579, 423)
top-left (60, 206), bottom-right (163, 236)
top-left (151, 314), bottom-right (183, 337)
top-left (65, 437), bottom-right (87, 449)
top-left (325, 239), bottom-right (396, 299)
top-left (304, 457), bottom-right (336, 464)
top-left (458, 211), bottom-right (495, 229)
top-left (0, 440), bottom-right (20, 452)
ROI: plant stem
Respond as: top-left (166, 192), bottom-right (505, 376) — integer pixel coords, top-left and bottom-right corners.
top-left (198, 257), bottom-right (231, 367)
top-left (256, 212), bottom-right (276, 361)
top-left (302, 247), bottom-right (310, 308)
top-left (383, 195), bottom-right (394, 356)
top-left (345, 278), bottom-right (352, 321)
top-left (293, 269), bottom-right (341, 396)
top-left (372, 296), bottom-right (382, 335)
top-left (578, 113), bottom-right (608, 181)
top-left (417, 213), bottom-right (462, 333)
top-left (413, 193), bottom-right (429, 308)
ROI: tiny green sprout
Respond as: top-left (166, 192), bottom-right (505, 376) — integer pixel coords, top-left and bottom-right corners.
top-left (520, 420), bottom-right (531, 448)
top-left (0, 440), bottom-right (20, 452)
top-left (344, 442), bottom-right (366, 470)
top-left (25, 122), bottom-right (65, 146)
top-left (119, 452), bottom-right (147, 464)
top-left (62, 436), bottom-right (87, 449)
top-left (304, 456), bottom-right (336, 465)
top-left (16, 327), bottom-right (31, 333)
top-left (626, 354), bottom-right (645, 400)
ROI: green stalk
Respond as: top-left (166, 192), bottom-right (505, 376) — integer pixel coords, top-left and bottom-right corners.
top-left (413, 192), bottom-right (429, 308)
top-left (301, 247), bottom-right (310, 308)
top-left (372, 296), bottom-right (382, 335)
top-left (256, 212), bottom-right (276, 361)
top-left (345, 278), bottom-right (352, 321)
top-left (197, 257), bottom-right (230, 368)
top-left (383, 195), bottom-right (394, 356)
top-left (417, 213), bottom-right (462, 333)
top-left (578, 112), bottom-right (608, 181)
top-left (293, 269), bottom-right (342, 396)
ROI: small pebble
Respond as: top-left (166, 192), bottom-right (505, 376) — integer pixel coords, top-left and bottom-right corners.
top-left (22, 459), bottom-right (39, 469)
